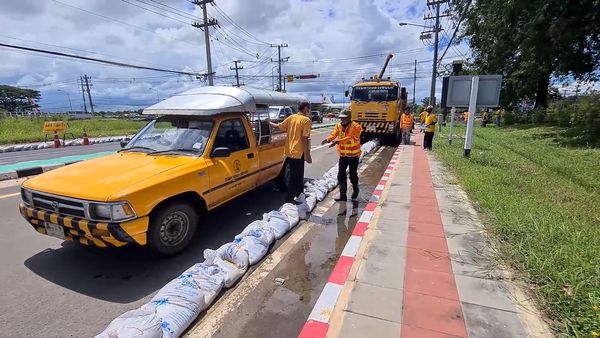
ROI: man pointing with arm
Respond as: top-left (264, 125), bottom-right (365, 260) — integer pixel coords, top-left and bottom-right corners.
top-left (322, 110), bottom-right (362, 201)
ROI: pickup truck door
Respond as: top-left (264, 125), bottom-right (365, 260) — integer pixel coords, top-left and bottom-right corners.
top-left (206, 118), bottom-right (259, 208)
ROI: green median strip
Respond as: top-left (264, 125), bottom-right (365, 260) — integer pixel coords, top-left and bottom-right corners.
top-left (0, 151), bottom-right (114, 174)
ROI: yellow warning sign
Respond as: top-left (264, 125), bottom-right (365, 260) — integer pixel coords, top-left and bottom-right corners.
top-left (43, 121), bottom-right (69, 133)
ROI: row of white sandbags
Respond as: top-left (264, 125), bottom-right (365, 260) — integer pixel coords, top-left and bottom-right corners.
top-left (97, 140), bottom-right (379, 338)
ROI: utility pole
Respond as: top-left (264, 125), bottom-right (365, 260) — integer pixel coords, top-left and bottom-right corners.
top-left (79, 76), bottom-right (88, 113)
top-left (230, 60), bottom-right (244, 87)
top-left (413, 59), bottom-right (417, 107)
top-left (270, 44), bottom-right (289, 92)
top-left (192, 0), bottom-right (218, 86)
top-left (425, 0), bottom-right (449, 109)
top-left (83, 74), bottom-right (94, 115)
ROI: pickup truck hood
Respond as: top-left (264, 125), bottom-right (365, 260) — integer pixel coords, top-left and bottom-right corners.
top-left (23, 152), bottom-right (195, 202)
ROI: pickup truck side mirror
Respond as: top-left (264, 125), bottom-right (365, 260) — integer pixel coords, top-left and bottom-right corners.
top-left (211, 147), bottom-right (231, 158)
top-left (344, 90), bottom-right (349, 98)
top-left (120, 139), bottom-right (129, 148)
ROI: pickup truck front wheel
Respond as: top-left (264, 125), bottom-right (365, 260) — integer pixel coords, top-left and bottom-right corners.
top-left (148, 203), bottom-right (198, 256)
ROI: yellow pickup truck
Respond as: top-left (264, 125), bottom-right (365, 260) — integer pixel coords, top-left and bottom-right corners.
top-left (19, 86), bottom-right (306, 255)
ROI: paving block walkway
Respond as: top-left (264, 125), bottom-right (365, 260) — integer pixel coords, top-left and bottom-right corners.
top-left (319, 135), bottom-right (552, 338)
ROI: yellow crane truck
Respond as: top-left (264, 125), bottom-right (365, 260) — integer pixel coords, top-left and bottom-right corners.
top-left (344, 54), bottom-right (408, 145)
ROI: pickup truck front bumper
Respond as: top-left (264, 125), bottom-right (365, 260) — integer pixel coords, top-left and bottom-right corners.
top-left (19, 204), bottom-right (149, 248)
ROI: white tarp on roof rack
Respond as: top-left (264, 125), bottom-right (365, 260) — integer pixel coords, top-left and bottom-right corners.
top-left (143, 86), bottom-right (307, 116)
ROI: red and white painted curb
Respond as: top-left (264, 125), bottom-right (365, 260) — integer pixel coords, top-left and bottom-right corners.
top-left (298, 146), bottom-right (403, 338)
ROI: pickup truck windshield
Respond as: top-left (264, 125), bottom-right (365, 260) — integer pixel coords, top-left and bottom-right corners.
top-left (352, 86), bottom-right (399, 102)
top-left (124, 117), bottom-right (213, 155)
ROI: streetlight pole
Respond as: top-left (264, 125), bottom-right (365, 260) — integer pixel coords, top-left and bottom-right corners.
top-left (430, 1), bottom-right (441, 108)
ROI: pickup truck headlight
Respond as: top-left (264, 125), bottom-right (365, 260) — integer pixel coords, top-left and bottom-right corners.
top-left (388, 124), bottom-right (395, 131)
top-left (89, 202), bottom-right (135, 222)
top-left (21, 188), bottom-right (33, 206)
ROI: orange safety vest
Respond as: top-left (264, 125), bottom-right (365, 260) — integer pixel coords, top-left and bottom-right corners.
top-left (401, 113), bottom-right (413, 128)
top-left (328, 122), bottom-right (362, 157)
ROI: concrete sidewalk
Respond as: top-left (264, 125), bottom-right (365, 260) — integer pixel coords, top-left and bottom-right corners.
top-left (309, 136), bottom-right (552, 338)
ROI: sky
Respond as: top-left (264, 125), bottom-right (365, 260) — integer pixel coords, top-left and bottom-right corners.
top-left (0, 0), bottom-right (471, 112)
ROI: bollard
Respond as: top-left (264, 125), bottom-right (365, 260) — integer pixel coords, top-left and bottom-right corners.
top-left (83, 129), bottom-right (90, 145)
top-left (53, 131), bottom-right (62, 148)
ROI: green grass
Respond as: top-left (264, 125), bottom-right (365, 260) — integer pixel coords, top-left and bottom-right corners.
top-left (0, 117), bottom-right (147, 145)
top-left (434, 125), bottom-right (600, 337)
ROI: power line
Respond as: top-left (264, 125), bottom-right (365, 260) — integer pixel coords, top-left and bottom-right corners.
top-left (135, 0), bottom-right (201, 21)
top-left (213, 27), bottom-right (258, 58)
top-left (211, 3), bottom-right (271, 45)
top-left (0, 42), bottom-right (208, 77)
top-left (52, 0), bottom-right (159, 35)
top-left (121, 0), bottom-right (190, 25)
top-left (0, 34), bottom-right (180, 70)
top-left (438, 0), bottom-right (472, 64)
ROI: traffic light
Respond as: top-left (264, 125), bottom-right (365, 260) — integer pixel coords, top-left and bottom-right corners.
top-left (287, 74), bottom-right (294, 82)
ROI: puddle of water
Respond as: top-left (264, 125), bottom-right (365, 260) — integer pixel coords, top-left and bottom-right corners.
top-left (215, 147), bottom-right (396, 338)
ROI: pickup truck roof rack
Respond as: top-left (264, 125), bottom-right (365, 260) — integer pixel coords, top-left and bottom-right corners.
top-left (142, 86), bottom-right (307, 116)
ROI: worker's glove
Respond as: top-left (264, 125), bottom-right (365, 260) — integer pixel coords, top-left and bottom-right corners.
top-left (321, 139), bottom-right (329, 145)
top-left (329, 141), bottom-right (338, 148)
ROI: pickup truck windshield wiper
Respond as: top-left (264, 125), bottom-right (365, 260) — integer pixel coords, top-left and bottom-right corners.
top-left (148, 148), bottom-right (199, 155)
top-left (118, 146), bottom-right (155, 153)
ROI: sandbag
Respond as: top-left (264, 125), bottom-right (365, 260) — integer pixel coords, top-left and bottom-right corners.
top-left (279, 203), bottom-right (300, 227)
top-left (304, 181), bottom-right (327, 201)
top-left (294, 193), bottom-right (309, 220)
top-left (325, 177), bottom-right (338, 191)
top-left (235, 220), bottom-right (275, 246)
top-left (233, 236), bottom-right (268, 265)
top-left (95, 305), bottom-right (162, 338)
top-left (204, 243), bottom-right (249, 287)
top-left (305, 194), bottom-right (317, 211)
top-left (150, 274), bottom-right (209, 338)
top-left (181, 263), bottom-right (225, 305)
top-left (263, 211), bottom-right (291, 239)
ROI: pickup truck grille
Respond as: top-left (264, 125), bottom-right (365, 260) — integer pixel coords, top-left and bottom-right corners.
top-left (31, 192), bottom-right (86, 218)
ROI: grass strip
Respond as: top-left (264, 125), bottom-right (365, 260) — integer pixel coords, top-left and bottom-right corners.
top-left (433, 125), bottom-right (600, 337)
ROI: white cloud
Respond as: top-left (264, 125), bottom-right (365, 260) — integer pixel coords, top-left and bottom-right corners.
top-left (0, 0), bottom-right (469, 111)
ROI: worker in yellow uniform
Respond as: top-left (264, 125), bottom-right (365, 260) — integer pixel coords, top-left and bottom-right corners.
top-left (481, 109), bottom-right (490, 127)
top-left (463, 111), bottom-right (470, 124)
top-left (419, 109), bottom-right (428, 133)
top-left (423, 107), bottom-right (437, 151)
top-left (271, 101), bottom-right (313, 203)
top-left (322, 110), bottom-right (362, 201)
top-left (495, 108), bottom-right (503, 127)
top-left (400, 106), bottom-right (414, 145)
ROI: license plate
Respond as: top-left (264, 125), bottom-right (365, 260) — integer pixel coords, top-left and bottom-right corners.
top-left (44, 221), bottom-right (65, 240)
top-left (366, 126), bottom-right (377, 132)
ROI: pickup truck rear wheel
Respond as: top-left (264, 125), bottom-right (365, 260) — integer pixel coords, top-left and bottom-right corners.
top-left (148, 202), bottom-right (198, 256)
top-left (275, 160), bottom-right (291, 190)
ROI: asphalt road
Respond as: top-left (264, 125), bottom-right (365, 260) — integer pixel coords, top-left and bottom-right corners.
top-left (0, 126), bottom-right (372, 337)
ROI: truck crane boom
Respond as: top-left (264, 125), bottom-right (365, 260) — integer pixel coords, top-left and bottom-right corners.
top-left (378, 53), bottom-right (394, 79)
